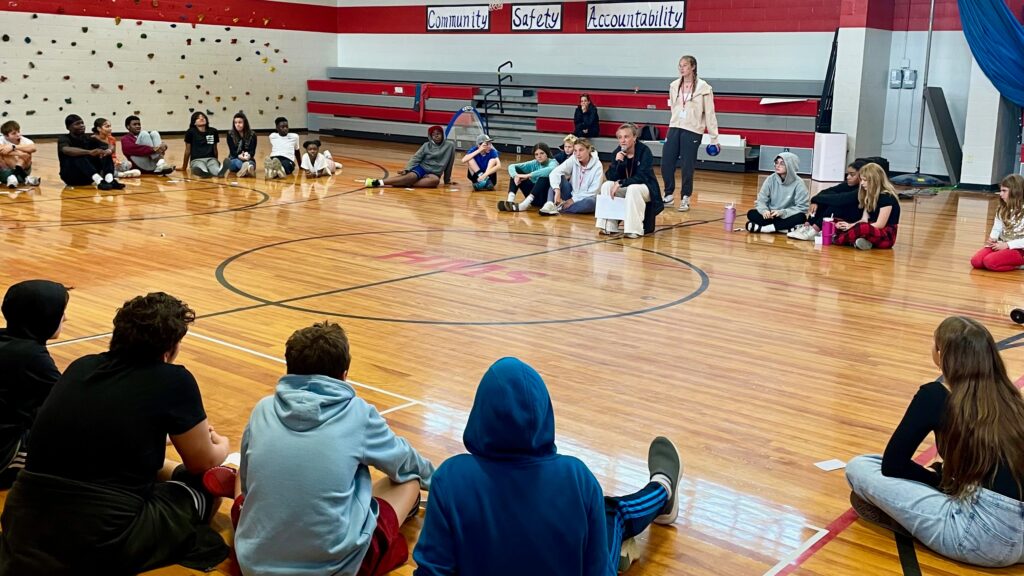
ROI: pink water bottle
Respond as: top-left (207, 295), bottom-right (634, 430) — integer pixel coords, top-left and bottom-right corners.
top-left (724, 203), bottom-right (736, 230)
top-left (821, 217), bottom-right (834, 245)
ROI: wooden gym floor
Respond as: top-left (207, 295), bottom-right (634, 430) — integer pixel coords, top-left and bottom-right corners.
top-left (2, 135), bottom-right (1024, 576)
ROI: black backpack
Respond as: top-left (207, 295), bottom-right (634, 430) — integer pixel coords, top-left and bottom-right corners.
top-left (639, 125), bottom-right (660, 141)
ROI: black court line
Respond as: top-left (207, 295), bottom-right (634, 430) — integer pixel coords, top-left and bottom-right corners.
top-left (0, 153), bottom-right (388, 229)
top-left (213, 225), bottom-right (712, 326)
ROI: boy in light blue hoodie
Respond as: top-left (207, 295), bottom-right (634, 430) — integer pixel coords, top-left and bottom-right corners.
top-left (233, 321), bottom-right (433, 576)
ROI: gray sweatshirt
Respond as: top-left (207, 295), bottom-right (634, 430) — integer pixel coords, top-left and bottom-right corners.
top-left (407, 138), bottom-right (456, 183)
top-left (755, 152), bottom-right (809, 219)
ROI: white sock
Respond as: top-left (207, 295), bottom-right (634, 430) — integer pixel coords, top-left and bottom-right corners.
top-left (518, 195), bottom-right (534, 211)
top-left (760, 224), bottom-right (776, 234)
top-left (651, 473), bottom-right (673, 496)
top-left (92, 174), bottom-right (103, 185)
top-left (507, 192), bottom-right (516, 202)
top-left (104, 173), bottom-right (114, 183)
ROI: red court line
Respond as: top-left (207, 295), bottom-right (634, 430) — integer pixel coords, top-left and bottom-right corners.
top-left (778, 374), bottom-right (1024, 574)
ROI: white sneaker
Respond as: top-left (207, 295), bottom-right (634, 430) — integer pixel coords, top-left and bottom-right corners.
top-left (600, 222), bottom-right (620, 235)
top-left (787, 224), bottom-right (818, 241)
top-left (237, 163), bottom-right (251, 178)
top-left (539, 201), bottom-right (559, 216)
top-left (5, 175), bottom-right (17, 188)
top-left (334, 162), bottom-right (343, 171)
top-left (118, 169), bottom-right (142, 178)
top-left (678, 196), bottom-right (690, 212)
top-left (155, 158), bottom-right (168, 170)
top-left (25, 175), bottom-right (40, 186)
top-left (663, 194), bottom-right (674, 204)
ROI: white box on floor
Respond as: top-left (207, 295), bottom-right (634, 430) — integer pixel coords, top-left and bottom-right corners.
top-left (595, 194), bottom-right (626, 221)
top-left (812, 132), bottom-right (848, 182)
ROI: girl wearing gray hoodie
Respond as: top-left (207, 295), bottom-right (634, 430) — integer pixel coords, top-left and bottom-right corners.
top-left (745, 152), bottom-right (809, 233)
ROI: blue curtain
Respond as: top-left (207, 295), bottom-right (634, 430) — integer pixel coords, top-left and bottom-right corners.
top-left (958, 0), bottom-right (1024, 106)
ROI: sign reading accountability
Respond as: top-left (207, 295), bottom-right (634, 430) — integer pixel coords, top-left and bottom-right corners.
top-left (426, 5), bottom-right (491, 31)
top-left (511, 3), bottom-right (562, 31)
top-left (586, 1), bottom-right (685, 31)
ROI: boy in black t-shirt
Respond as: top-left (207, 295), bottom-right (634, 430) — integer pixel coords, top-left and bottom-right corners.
top-left (0, 292), bottom-right (231, 574)
top-left (56, 114), bottom-right (124, 190)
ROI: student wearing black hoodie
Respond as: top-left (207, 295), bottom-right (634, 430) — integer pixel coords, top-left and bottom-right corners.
top-left (0, 280), bottom-right (69, 489)
top-left (787, 160), bottom-right (867, 241)
top-left (573, 94), bottom-right (600, 139)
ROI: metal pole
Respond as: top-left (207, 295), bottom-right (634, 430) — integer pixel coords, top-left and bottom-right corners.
top-left (914, 0), bottom-right (936, 173)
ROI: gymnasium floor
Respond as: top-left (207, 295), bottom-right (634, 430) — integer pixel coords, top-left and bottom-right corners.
top-left (2, 135), bottom-right (1024, 576)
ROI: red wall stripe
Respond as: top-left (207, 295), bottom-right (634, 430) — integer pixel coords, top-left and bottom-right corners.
top-left (307, 80), bottom-right (419, 96)
top-left (535, 118), bottom-right (816, 147)
top-left (538, 90), bottom-right (819, 116)
top-left (0, 0), bottom-right (337, 33)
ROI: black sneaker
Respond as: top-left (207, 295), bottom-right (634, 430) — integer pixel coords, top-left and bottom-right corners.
top-left (97, 180), bottom-right (113, 191)
top-left (217, 162), bottom-right (231, 177)
top-left (850, 492), bottom-right (910, 537)
top-left (109, 179), bottom-right (126, 190)
top-left (648, 436), bottom-right (681, 525)
top-left (497, 201), bottom-right (520, 212)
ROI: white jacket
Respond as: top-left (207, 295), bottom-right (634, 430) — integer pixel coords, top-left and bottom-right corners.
top-left (548, 153), bottom-right (603, 202)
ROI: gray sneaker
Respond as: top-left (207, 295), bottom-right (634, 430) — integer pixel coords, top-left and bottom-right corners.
top-left (677, 196), bottom-right (690, 212)
top-left (539, 201), bottom-right (559, 216)
top-left (854, 238), bottom-right (874, 250)
top-left (24, 175), bottom-right (41, 186)
top-left (649, 437), bottom-right (682, 525)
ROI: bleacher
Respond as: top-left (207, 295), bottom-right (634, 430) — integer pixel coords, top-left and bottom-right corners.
top-left (308, 67), bottom-right (824, 173)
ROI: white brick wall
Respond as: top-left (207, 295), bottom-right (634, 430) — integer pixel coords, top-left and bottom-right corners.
top-left (0, 11), bottom-right (336, 134)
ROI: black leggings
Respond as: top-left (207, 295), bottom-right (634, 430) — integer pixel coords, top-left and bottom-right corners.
top-left (746, 209), bottom-right (806, 231)
top-left (508, 178), bottom-right (549, 208)
top-left (661, 128), bottom-right (701, 198)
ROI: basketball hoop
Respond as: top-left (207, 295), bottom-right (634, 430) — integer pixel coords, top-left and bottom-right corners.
top-left (488, 1), bottom-right (503, 11)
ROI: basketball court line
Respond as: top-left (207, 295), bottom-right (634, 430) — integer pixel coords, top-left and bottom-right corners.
top-left (763, 524), bottom-right (830, 576)
top-left (47, 329), bottom-right (424, 409)
top-left (187, 331), bottom-right (423, 406)
top-left (212, 224), bottom-right (713, 326)
top-left (774, 338), bottom-right (1024, 574)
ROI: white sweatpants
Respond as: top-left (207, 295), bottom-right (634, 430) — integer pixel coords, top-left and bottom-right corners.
top-left (596, 182), bottom-right (650, 236)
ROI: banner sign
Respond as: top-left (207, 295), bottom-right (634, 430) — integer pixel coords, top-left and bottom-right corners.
top-left (426, 5), bottom-right (491, 31)
top-left (511, 3), bottom-right (563, 31)
top-left (586, 1), bottom-right (685, 31)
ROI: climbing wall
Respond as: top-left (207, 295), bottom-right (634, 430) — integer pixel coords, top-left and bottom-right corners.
top-left (0, 2), bottom-right (337, 134)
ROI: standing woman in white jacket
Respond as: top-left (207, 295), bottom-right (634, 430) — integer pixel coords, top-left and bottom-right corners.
top-left (661, 55), bottom-right (719, 212)
top-left (539, 139), bottom-right (603, 216)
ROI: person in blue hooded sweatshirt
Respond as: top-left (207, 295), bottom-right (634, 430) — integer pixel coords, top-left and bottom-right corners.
top-left (413, 357), bottom-right (682, 575)
top-left (233, 321), bottom-right (434, 576)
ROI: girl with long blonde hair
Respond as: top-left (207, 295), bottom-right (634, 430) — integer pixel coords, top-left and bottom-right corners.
top-left (846, 316), bottom-right (1024, 567)
top-left (834, 162), bottom-right (901, 249)
top-left (971, 174), bottom-right (1024, 271)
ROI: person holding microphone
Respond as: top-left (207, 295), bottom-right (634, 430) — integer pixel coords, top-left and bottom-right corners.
top-left (661, 55), bottom-right (719, 212)
top-left (597, 123), bottom-right (663, 238)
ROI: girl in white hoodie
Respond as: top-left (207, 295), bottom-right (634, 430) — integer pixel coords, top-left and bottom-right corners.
top-left (539, 139), bottom-right (603, 216)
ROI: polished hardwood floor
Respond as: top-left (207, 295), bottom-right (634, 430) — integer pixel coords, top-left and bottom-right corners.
top-left (2, 135), bottom-right (1023, 575)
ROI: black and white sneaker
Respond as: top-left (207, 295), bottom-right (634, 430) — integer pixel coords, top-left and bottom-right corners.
top-left (649, 436), bottom-right (682, 525)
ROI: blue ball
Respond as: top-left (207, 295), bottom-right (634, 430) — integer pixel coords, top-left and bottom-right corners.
top-left (706, 144), bottom-right (720, 157)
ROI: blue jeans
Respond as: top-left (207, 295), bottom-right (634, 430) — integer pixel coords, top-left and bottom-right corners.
top-left (605, 482), bottom-right (668, 569)
top-left (228, 157), bottom-right (255, 173)
top-left (846, 455), bottom-right (1024, 567)
top-left (548, 181), bottom-right (596, 214)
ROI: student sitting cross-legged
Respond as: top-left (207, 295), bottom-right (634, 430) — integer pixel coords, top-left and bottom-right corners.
top-left (846, 316), bottom-right (1024, 568)
top-left (413, 357), bottom-right (682, 575)
top-left (226, 321), bottom-right (434, 576)
top-left (0, 292), bottom-right (231, 574)
top-left (745, 152), bottom-right (809, 234)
